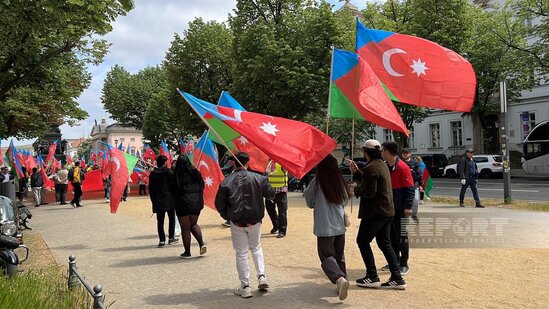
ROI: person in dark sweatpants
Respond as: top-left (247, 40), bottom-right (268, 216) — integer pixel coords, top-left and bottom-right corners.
top-left (304, 154), bottom-right (350, 301)
top-left (382, 141), bottom-right (415, 276)
top-left (349, 140), bottom-right (406, 290)
top-left (149, 155), bottom-right (178, 247)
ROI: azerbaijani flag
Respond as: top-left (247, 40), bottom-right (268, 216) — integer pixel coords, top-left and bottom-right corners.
top-left (159, 141), bottom-right (171, 168)
top-left (422, 168), bottom-right (433, 198)
top-left (5, 140), bottom-right (24, 180)
top-left (45, 140), bottom-right (58, 164)
top-left (104, 143), bottom-right (139, 213)
top-left (329, 48), bottom-right (408, 134)
top-left (356, 20), bottom-right (476, 112)
top-left (192, 131), bottom-right (224, 210)
top-left (179, 90), bottom-right (336, 179)
top-left (218, 92), bottom-right (270, 172)
top-left (117, 142), bottom-right (124, 150)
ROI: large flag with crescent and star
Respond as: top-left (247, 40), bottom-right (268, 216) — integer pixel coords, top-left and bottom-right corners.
top-left (105, 143), bottom-right (138, 214)
top-left (179, 90), bottom-right (337, 179)
top-left (218, 91), bottom-right (270, 172)
top-left (329, 48), bottom-right (408, 134)
top-left (143, 143), bottom-right (157, 163)
top-left (356, 20), bottom-right (476, 112)
top-left (192, 131), bottom-right (224, 210)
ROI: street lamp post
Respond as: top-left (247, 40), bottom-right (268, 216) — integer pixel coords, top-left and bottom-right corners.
top-left (500, 81), bottom-right (512, 203)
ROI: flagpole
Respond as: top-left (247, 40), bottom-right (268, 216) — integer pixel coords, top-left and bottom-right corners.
top-left (350, 118), bottom-right (355, 214)
top-left (179, 88), bottom-right (244, 168)
top-left (326, 46), bottom-right (335, 135)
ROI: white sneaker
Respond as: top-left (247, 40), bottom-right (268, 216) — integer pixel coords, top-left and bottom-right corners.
top-left (234, 286), bottom-right (252, 298)
top-left (200, 244), bottom-right (207, 255)
top-left (258, 275), bottom-right (269, 291)
top-left (336, 277), bottom-right (349, 301)
top-left (106, 199), bottom-right (109, 203)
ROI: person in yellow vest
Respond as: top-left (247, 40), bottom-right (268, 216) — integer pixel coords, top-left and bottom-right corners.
top-left (266, 160), bottom-right (288, 238)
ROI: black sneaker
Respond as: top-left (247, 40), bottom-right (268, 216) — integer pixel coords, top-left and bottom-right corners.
top-left (356, 275), bottom-right (381, 288)
top-left (270, 228), bottom-right (278, 234)
top-left (400, 266), bottom-right (409, 276)
top-left (380, 265), bottom-right (389, 271)
top-left (180, 252), bottom-right (191, 259)
top-left (157, 241), bottom-right (165, 247)
top-left (168, 238), bottom-right (179, 245)
top-left (459, 202), bottom-right (465, 207)
top-left (476, 204), bottom-right (485, 208)
top-left (380, 278), bottom-right (407, 290)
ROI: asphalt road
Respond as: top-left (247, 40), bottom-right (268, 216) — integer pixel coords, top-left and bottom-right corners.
top-left (430, 177), bottom-right (549, 201)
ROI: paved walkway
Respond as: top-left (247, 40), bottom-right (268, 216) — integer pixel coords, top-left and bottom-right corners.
top-left (30, 193), bottom-right (549, 308)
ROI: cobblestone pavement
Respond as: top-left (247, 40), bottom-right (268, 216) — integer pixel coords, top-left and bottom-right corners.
top-left (30, 192), bottom-right (549, 308)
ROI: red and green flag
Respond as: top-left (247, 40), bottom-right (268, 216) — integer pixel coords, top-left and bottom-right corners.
top-left (329, 48), bottom-right (408, 134)
top-left (422, 168), bottom-right (433, 198)
top-left (356, 20), bottom-right (476, 112)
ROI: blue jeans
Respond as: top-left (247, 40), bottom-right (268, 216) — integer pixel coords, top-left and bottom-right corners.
top-left (459, 178), bottom-right (480, 203)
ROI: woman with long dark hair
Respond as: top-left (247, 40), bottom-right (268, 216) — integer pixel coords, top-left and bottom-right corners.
top-left (173, 155), bottom-right (207, 258)
top-left (304, 154), bottom-right (350, 301)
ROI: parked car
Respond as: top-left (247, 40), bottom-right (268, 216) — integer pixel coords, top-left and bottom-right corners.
top-left (339, 157), bottom-right (367, 182)
top-left (415, 154), bottom-right (448, 178)
top-left (443, 155), bottom-right (503, 179)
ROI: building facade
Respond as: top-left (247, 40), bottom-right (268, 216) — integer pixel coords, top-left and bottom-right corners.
top-left (90, 118), bottom-right (143, 156)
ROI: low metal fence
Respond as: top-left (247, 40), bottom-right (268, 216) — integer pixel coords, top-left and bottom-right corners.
top-left (67, 255), bottom-right (105, 309)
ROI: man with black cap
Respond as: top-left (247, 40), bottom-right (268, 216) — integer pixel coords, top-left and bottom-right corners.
top-left (457, 148), bottom-right (484, 208)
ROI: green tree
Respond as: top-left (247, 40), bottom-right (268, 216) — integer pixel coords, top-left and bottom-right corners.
top-left (229, 0), bottom-right (350, 119)
top-left (164, 18), bottom-right (234, 137)
top-left (77, 138), bottom-right (93, 161)
top-left (102, 65), bottom-right (167, 130)
top-left (0, 0), bottom-right (132, 139)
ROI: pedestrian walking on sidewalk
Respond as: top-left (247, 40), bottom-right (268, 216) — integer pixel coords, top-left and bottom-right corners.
top-left (215, 152), bottom-right (275, 298)
top-left (457, 148), bottom-right (484, 208)
top-left (304, 154), bottom-right (350, 301)
top-left (349, 140), bottom-right (406, 290)
top-left (173, 155), bottom-right (206, 258)
top-left (149, 155), bottom-right (178, 248)
top-left (30, 167), bottom-right (43, 207)
top-left (68, 162), bottom-right (84, 208)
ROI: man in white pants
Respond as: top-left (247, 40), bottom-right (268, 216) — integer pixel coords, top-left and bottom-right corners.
top-left (215, 152), bottom-right (275, 298)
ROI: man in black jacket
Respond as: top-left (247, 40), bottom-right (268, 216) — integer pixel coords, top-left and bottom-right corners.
top-left (149, 155), bottom-right (178, 247)
top-left (30, 167), bottom-right (44, 207)
top-left (457, 148), bottom-right (484, 208)
top-left (215, 152), bottom-right (275, 298)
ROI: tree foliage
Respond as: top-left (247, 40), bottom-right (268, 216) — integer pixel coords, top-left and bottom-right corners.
top-left (164, 18), bottom-right (234, 137)
top-left (0, 0), bottom-right (132, 139)
top-left (102, 65), bottom-right (166, 130)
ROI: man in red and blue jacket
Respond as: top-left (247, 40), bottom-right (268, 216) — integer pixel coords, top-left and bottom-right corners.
top-left (381, 141), bottom-right (415, 276)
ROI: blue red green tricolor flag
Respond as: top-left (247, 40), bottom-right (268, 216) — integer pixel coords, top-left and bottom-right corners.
top-left (356, 20), bottom-right (476, 112)
top-left (329, 48), bottom-right (408, 134)
top-left (422, 168), bottom-right (433, 198)
top-left (5, 140), bottom-right (24, 180)
top-left (192, 131), bottom-right (224, 210)
top-left (179, 90), bottom-right (337, 179)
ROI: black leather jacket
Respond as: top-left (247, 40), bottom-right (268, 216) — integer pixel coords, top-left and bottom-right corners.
top-left (215, 169), bottom-right (275, 225)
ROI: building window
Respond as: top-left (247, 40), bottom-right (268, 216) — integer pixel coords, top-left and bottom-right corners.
top-left (521, 112), bottom-right (536, 139)
top-left (429, 123), bottom-right (441, 148)
top-left (130, 138), bottom-right (135, 142)
top-left (120, 137), bottom-right (125, 142)
top-left (408, 127), bottom-right (415, 149)
top-left (383, 129), bottom-right (393, 141)
top-left (450, 121), bottom-right (463, 146)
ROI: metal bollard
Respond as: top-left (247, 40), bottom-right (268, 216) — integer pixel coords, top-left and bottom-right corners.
top-left (93, 284), bottom-right (105, 309)
top-left (68, 255), bottom-right (79, 290)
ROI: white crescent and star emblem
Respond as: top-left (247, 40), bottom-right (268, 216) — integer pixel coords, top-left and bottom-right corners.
top-left (382, 48), bottom-right (407, 77)
top-left (112, 157), bottom-right (121, 172)
top-left (204, 176), bottom-right (214, 187)
top-left (198, 160), bottom-right (210, 170)
top-left (238, 136), bottom-right (248, 145)
top-left (382, 49), bottom-right (429, 78)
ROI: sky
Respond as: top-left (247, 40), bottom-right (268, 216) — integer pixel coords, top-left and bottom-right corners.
top-left (4, 0), bottom-right (366, 147)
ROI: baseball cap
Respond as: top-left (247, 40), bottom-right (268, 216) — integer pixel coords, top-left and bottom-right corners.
top-left (363, 139), bottom-right (381, 150)
top-left (465, 148), bottom-right (474, 153)
top-left (402, 148), bottom-right (411, 154)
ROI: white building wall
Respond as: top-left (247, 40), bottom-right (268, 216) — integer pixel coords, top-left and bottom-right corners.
top-left (374, 112), bottom-right (475, 158)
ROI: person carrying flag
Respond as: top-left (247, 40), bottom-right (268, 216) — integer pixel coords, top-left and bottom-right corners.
top-left (215, 152), bottom-right (275, 298)
top-left (149, 155), bottom-right (178, 248)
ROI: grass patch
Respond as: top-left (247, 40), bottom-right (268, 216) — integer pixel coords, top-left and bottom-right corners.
top-left (0, 269), bottom-right (92, 308)
top-left (0, 232), bottom-right (93, 308)
top-left (430, 196), bottom-right (549, 212)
